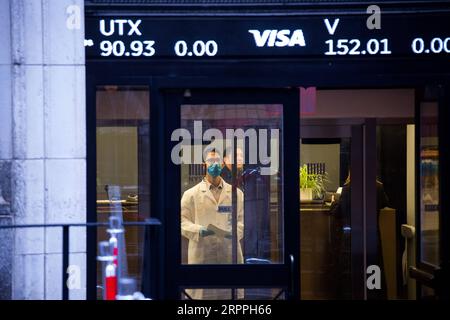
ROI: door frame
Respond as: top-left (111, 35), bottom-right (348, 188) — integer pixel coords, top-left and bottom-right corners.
top-left (161, 87), bottom-right (300, 299)
top-left (412, 85), bottom-right (450, 299)
top-left (300, 122), bottom-right (366, 299)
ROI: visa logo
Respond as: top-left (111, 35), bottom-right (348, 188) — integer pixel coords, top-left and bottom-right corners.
top-left (248, 29), bottom-right (306, 47)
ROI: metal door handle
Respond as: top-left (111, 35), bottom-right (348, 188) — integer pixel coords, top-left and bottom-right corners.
top-left (289, 254), bottom-right (295, 299)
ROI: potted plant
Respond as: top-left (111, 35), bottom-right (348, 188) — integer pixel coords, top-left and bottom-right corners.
top-left (299, 164), bottom-right (328, 202)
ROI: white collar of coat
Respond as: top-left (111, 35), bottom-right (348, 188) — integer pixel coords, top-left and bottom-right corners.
top-left (200, 178), bottom-right (231, 193)
top-left (202, 177), bottom-right (224, 190)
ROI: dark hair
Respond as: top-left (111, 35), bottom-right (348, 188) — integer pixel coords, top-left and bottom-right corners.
top-left (223, 145), bottom-right (243, 159)
top-left (203, 146), bottom-right (222, 160)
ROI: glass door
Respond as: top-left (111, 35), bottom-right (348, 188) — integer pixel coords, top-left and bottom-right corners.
top-left (298, 88), bottom-right (418, 300)
top-left (162, 88), bottom-right (300, 300)
top-left (299, 121), bottom-right (365, 300)
top-left (95, 85), bottom-right (151, 298)
top-left (411, 85), bottom-right (449, 299)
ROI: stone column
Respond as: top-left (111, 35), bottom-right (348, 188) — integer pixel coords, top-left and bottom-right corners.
top-left (0, 0), bottom-right (13, 301)
top-left (0, 0), bottom-right (86, 300)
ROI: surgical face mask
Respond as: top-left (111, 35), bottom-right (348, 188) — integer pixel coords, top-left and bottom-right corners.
top-left (207, 163), bottom-right (222, 178)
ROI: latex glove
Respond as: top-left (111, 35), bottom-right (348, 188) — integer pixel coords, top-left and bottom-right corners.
top-left (206, 224), bottom-right (232, 239)
top-left (199, 226), bottom-right (215, 237)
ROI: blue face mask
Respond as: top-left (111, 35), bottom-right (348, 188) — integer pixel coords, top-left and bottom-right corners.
top-left (207, 163), bottom-right (222, 177)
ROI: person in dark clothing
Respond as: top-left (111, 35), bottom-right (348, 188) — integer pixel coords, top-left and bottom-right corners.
top-left (221, 146), bottom-right (244, 189)
top-left (221, 146), bottom-right (272, 263)
top-left (329, 172), bottom-right (390, 299)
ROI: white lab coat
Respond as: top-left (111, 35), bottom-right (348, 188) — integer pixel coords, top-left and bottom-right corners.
top-left (181, 178), bottom-right (244, 300)
top-left (181, 178), bottom-right (244, 264)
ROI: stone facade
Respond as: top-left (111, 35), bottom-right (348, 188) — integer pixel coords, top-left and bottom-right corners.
top-left (0, 0), bottom-right (86, 300)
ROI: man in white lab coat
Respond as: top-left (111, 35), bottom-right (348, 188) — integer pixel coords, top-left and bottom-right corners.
top-left (181, 148), bottom-right (244, 299)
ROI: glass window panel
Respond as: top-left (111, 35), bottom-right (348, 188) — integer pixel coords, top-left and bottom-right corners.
top-left (420, 101), bottom-right (439, 266)
top-left (376, 125), bottom-right (407, 300)
top-left (300, 88), bottom-right (416, 300)
top-left (300, 137), bottom-right (352, 299)
top-left (95, 86), bottom-right (150, 299)
top-left (179, 104), bottom-right (284, 268)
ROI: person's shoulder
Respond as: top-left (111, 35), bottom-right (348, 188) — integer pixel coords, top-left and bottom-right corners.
top-left (222, 179), bottom-right (236, 188)
top-left (222, 180), bottom-right (244, 196)
top-left (221, 179), bottom-right (231, 191)
top-left (182, 180), bottom-right (204, 197)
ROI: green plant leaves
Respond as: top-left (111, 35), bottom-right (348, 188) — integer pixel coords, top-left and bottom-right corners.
top-left (299, 164), bottom-right (329, 199)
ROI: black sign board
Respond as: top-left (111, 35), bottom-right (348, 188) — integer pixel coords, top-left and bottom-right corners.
top-left (85, 13), bottom-right (450, 59)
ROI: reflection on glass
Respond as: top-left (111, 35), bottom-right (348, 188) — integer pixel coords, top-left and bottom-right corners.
top-left (300, 138), bottom-right (352, 299)
top-left (179, 104), bottom-right (284, 272)
top-left (95, 86), bottom-right (150, 298)
top-left (376, 125), bottom-right (406, 300)
top-left (420, 102), bottom-right (439, 266)
top-left (298, 89), bottom-right (417, 300)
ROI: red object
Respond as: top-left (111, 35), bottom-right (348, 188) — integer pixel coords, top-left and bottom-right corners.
top-left (113, 246), bottom-right (118, 266)
top-left (105, 275), bottom-right (117, 300)
top-left (105, 264), bottom-right (117, 300)
top-left (110, 235), bottom-right (118, 266)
